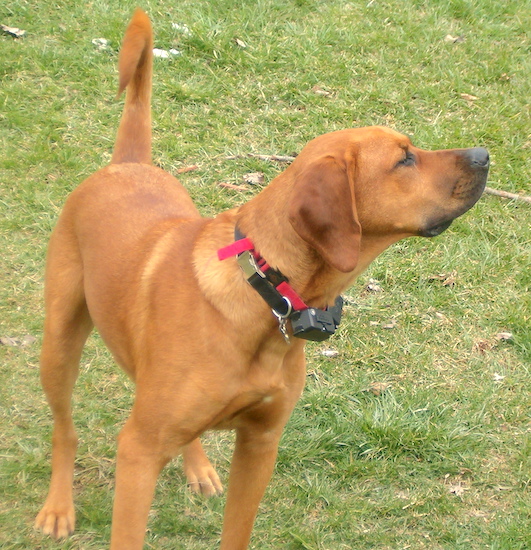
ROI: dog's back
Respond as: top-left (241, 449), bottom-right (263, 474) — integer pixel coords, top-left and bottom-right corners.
top-left (40, 9), bottom-right (202, 370)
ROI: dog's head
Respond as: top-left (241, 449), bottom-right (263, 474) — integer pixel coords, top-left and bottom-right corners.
top-left (288, 127), bottom-right (489, 273)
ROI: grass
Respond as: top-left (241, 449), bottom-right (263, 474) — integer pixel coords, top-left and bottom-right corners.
top-left (1, 0), bottom-right (530, 548)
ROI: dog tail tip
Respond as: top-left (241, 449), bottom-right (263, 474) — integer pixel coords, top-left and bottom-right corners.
top-left (111, 8), bottom-right (153, 165)
top-left (116, 8), bottom-right (152, 94)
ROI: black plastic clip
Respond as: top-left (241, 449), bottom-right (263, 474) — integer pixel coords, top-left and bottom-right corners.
top-left (291, 296), bottom-right (344, 342)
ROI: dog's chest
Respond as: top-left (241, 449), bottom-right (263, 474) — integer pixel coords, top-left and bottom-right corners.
top-left (210, 347), bottom-right (293, 430)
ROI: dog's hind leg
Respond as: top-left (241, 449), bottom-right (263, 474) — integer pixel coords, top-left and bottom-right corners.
top-left (182, 438), bottom-right (223, 496)
top-left (35, 229), bottom-right (93, 539)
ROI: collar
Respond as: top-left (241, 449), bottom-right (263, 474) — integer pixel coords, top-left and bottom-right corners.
top-left (217, 228), bottom-right (344, 342)
top-left (217, 228), bottom-right (307, 318)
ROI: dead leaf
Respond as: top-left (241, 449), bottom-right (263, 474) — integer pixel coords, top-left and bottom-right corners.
top-left (472, 338), bottom-right (494, 354)
top-left (368, 381), bottom-right (392, 396)
top-left (448, 483), bottom-right (467, 497)
top-left (365, 278), bottom-right (382, 292)
top-left (444, 34), bottom-right (464, 43)
top-left (382, 319), bottom-right (397, 330)
top-left (461, 93), bottom-right (478, 102)
top-left (92, 38), bottom-right (110, 50)
top-left (242, 172), bottom-right (264, 186)
top-left (428, 271), bottom-right (457, 286)
top-left (311, 85), bottom-right (332, 97)
top-left (473, 331), bottom-right (513, 354)
top-left (0, 335), bottom-right (36, 347)
top-left (234, 38), bottom-right (247, 48)
top-left (1, 24), bottom-right (26, 38)
top-left (469, 509), bottom-right (492, 521)
top-left (442, 272), bottom-right (457, 286)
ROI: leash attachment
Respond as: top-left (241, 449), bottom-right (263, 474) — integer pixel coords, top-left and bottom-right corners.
top-left (273, 309), bottom-right (291, 344)
top-left (236, 250), bottom-right (292, 318)
top-left (236, 249), bottom-right (293, 341)
top-left (218, 231), bottom-right (343, 342)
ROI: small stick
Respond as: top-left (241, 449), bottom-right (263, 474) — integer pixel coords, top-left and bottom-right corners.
top-left (176, 164), bottom-right (199, 174)
top-left (224, 153), bottom-right (296, 162)
top-left (484, 187), bottom-right (531, 204)
top-left (218, 182), bottom-right (249, 191)
top-left (249, 154), bottom-right (296, 162)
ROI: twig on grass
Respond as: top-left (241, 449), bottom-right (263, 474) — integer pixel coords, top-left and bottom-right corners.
top-left (218, 182), bottom-right (249, 191)
top-left (176, 164), bottom-right (199, 174)
top-left (225, 153), bottom-right (296, 163)
top-left (484, 187), bottom-right (531, 204)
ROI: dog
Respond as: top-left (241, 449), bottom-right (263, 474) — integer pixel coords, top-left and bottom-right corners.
top-left (34, 9), bottom-right (489, 550)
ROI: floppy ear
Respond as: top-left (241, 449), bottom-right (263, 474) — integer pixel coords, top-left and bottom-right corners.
top-left (288, 155), bottom-right (361, 273)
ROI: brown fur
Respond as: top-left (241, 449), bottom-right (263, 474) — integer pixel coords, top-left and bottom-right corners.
top-left (35, 9), bottom-right (488, 549)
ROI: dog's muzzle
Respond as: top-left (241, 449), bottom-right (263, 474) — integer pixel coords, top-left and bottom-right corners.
top-left (420, 147), bottom-right (489, 238)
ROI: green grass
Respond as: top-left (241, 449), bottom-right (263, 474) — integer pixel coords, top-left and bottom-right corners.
top-left (1, 0), bottom-right (530, 548)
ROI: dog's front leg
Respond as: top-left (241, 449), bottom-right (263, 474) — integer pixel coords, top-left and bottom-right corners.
top-left (218, 344), bottom-right (307, 549)
top-left (109, 416), bottom-right (172, 550)
top-left (219, 425), bottom-right (283, 550)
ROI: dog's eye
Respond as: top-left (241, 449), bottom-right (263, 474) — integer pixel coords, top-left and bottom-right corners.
top-left (397, 152), bottom-right (416, 167)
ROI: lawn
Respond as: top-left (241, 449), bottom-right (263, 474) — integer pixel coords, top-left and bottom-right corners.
top-left (1, 0), bottom-right (530, 548)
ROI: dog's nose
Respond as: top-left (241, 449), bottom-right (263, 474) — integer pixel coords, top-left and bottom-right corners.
top-left (464, 147), bottom-right (490, 168)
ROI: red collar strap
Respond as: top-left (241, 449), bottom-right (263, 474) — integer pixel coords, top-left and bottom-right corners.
top-left (217, 229), bottom-right (344, 342)
top-left (217, 232), bottom-right (308, 315)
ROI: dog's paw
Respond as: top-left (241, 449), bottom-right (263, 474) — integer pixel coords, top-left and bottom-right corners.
top-left (35, 501), bottom-right (75, 539)
top-left (185, 464), bottom-right (224, 497)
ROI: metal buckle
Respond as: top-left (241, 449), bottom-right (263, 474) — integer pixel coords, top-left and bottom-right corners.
top-left (237, 250), bottom-right (265, 279)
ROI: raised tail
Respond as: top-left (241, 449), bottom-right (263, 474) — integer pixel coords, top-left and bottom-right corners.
top-left (111, 9), bottom-right (153, 165)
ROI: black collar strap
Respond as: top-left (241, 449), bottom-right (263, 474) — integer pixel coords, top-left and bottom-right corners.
top-left (217, 229), bottom-right (307, 318)
top-left (217, 229), bottom-right (343, 341)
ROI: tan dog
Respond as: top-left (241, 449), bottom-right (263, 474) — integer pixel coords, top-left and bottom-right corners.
top-left (35, 9), bottom-right (489, 550)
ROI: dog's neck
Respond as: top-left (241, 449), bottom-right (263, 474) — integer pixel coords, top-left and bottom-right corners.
top-left (235, 182), bottom-right (324, 301)
top-left (234, 179), bottom-right (401, 308)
